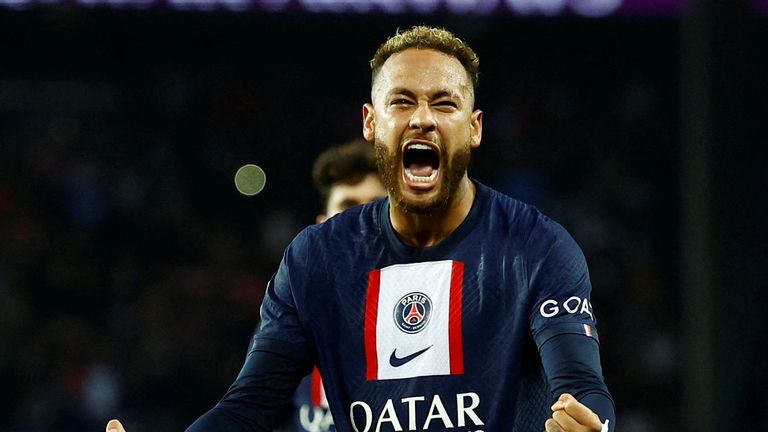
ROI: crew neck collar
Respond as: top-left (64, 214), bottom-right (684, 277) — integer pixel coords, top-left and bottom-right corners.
top-left (378, 180), bottom-right (488, 261)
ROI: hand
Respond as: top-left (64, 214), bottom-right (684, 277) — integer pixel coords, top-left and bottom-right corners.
top-left (544, 393), bottom-right (604, 432)
top-left (106, 419), bottom-right (127, 432)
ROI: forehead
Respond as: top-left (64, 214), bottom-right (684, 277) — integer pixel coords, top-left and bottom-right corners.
top-left (374, 48), bottom-right (472, 98)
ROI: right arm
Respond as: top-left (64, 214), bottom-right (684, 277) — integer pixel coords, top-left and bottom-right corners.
top-left (107, 348), bottom-right (311, 432)
top-left (186, 348), bottom-right (312, 432)
top-left (109, 231), bottom-right (318, 432)
top-left (187, 235), bottom-right (316, 431)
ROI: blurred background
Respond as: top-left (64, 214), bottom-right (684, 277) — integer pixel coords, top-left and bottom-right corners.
top-left (0, 1), bottom-right (765, 431)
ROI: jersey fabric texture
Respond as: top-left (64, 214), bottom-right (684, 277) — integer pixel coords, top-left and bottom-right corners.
top-left (250, 181), bottom-right (611, 432)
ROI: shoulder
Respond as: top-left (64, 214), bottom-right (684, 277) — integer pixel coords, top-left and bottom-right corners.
top-left (279, 199), bottom-right (384, 291)
top-left (314, 197), bottom-right (383, 236)
top-left (480, 183), bottom-right (580, 258)
top-left (287, 198), bottom-right (384, 254)
top-left (480, 183), bottom-right (561, 242)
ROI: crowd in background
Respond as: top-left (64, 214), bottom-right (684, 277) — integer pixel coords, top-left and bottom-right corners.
top-left (0, 12), bottom-right (680, 432)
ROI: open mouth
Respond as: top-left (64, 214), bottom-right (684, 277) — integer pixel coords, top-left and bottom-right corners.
top-left (403, 141), bottom-right (440, 185)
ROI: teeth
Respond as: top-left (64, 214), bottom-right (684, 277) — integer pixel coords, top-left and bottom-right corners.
top-left (405, 168), bottom-right (439, 183)
top-left (407, 143), bottom-right (433, 151)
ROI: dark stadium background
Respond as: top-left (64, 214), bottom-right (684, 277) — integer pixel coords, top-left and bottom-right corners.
top-left (0, 2), bottom-right (765, 431)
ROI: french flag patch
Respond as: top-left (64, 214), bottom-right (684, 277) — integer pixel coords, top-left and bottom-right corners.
top-left (583, 324), bottom-right (593, 337)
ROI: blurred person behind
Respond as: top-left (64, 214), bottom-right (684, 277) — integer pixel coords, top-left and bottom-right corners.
top-left (287, 139), bottom-right (386, 432)
top-left (312, 140), bottom-right (386, 225)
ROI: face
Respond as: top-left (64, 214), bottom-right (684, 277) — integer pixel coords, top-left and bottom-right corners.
top-left (363, 48), bottom-right (482, 214)
top-left (317, 173), bottom-right (387, 223)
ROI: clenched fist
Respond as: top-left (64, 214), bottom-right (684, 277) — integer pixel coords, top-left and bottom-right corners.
top-left (106, 419), bottom-right (127, 432)
top-left (545, 393), bottom-right (607, 432)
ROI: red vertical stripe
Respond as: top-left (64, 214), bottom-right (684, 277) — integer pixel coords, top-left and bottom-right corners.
top-left (364, 269), bottom-right (381, 381)
top-left (449, 261), bottom-right (464, 375)
top-left (310, 367), bottom-right (323, 407)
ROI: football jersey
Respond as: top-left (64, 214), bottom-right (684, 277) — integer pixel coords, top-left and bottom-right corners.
top-left (253, 181), bottom-right (602, 432)
top-left (293, 368), bottom-right (335, 432)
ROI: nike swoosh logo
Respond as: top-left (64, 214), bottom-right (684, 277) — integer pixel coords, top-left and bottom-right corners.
top-left (389, 345), bottom-right (432, 367)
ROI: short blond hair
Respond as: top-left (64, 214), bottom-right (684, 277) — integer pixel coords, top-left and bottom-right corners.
top-left (370, 25), bottom-right (480, 92)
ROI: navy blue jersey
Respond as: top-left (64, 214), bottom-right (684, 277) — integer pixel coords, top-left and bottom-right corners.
top-left (292, 368), bottom-right (334, 432)
top-left (250, 181), bottom-right (610, 432)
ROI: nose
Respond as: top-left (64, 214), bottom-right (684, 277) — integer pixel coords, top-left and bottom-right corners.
top-left (409, 101), bottom-right (436, 132)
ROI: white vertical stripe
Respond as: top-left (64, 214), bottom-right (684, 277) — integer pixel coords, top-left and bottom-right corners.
top-left (375, 261), bottom-right (454, 380)
top-left (319, 381), bottom-right (328, 408)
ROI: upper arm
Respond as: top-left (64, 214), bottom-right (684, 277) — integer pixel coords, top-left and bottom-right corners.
top-left (527, 220), bottom-right (599, 350)
top-left (186, 237), bottom-right (316, 432)
top-left (251, 236), bottom-right (315, 361)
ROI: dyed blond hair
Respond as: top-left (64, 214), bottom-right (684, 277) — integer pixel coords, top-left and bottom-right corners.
top-left (370, 25), bottom-right (480, 92)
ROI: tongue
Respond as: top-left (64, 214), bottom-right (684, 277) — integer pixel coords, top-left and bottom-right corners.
top-left (408, 162), bottom-right (434, 177)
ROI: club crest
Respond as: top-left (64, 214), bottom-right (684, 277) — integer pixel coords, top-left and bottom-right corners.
top-left (393, 292), bottom-right (432, 334)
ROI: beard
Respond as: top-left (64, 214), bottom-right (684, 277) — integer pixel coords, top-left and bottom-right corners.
top-left (375, 138), bottom-right (471, 215)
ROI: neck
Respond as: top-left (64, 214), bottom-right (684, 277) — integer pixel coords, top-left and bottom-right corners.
top-left (389, 177), bottom-right (476, 248)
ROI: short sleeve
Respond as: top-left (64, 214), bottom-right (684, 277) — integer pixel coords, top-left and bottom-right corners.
top-left (528, 219), bottom-right (600, 350)
top-left (249, 235), bottom-right (313, 362)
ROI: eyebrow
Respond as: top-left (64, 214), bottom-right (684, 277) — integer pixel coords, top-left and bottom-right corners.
top-left (387, 88), bottom-right (462, 101)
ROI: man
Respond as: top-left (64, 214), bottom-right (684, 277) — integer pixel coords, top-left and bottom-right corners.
top-left (108, 25), bottom-right (614, 432)
top-left (291, 139), bottom-right (386, 432)
top-left (311, 139), bottom-right (387, 225)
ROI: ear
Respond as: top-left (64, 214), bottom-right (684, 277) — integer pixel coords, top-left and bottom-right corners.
top-left (362, 103), bottom-right (375, 142)
top-left (470, 109), bottom-right (483, 149)
top-left (316, 214), bottom-right (328, 224)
